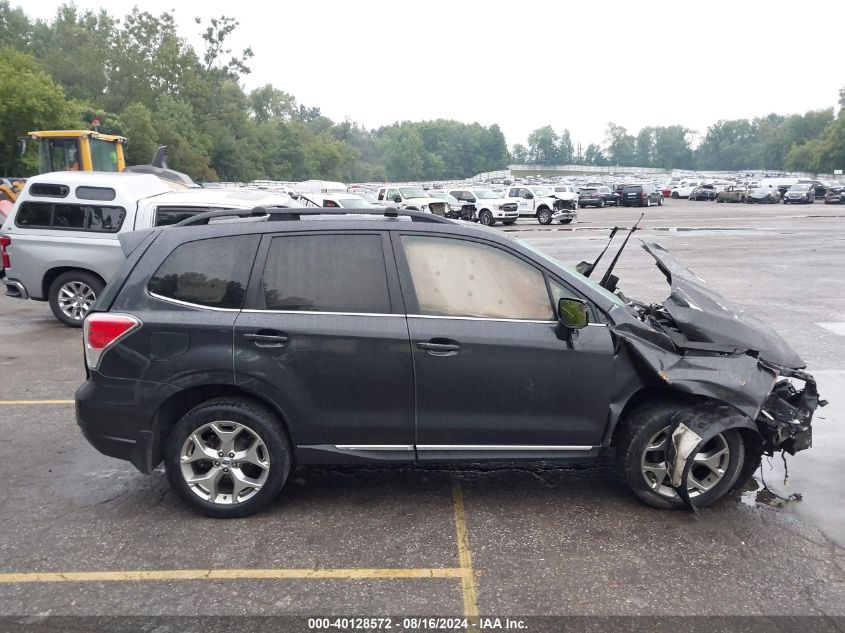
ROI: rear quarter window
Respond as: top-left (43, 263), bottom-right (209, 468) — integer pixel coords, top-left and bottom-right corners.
top-left (147, 235), bottom-right (260, 309)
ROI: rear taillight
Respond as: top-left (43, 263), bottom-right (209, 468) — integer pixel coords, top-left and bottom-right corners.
top-left (0, 235), bottom-right (10, 269)
top-left (83, 313), bottom-right (141, 370)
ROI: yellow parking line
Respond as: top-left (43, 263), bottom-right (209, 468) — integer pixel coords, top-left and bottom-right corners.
top-left (0, 400), bottom-right (74, 405)
top-left (0, 568), bottom-right (465, 584)
top-left (451, 480), bottom-right (480, 626)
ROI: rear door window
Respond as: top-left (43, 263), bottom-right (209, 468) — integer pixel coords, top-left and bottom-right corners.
top-left (261, 234), bottom-right (391, 314)
top-left (154, 206), bottom-right (230, 227)
top-left (148, 235), bottom-right (260, 309)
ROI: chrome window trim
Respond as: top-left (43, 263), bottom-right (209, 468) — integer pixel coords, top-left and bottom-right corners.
top-left (148, 291), bottom-right (240, 312)
top-left (408, 314), bottom-right (607, 326)
top-left (416, 445), bottom-right (594, 451)
top-left (407, 314), bottom-right (557, 325)
top-left (333, 445), bottom-right (415, 451)
top-left (241, 309), bottom-right (404, 318)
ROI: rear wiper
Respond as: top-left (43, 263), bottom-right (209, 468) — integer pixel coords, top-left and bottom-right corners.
top-left (576, 227), bottom-right (618, 277)
top-left (599, 212), bottom-right (645, 292)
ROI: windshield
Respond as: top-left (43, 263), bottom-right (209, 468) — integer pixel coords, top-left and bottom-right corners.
top-left (513, 236), bottom-right (627, 308)
top-left (790, 184), bottom-right (811, 191)
top-left (532, 187), bottom-right (553, 197)
top-left (338, 197), bottom-right (377, 208)
top-left (399, 187), bottom-right (428, 199)
top-left (472, 190), bottom-right (498, 199)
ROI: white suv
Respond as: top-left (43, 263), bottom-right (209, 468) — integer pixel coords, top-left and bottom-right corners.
top-left (448, 188), bottom-right (518, 226)
top-left (503, 186), bottom-right (577, 225)
top-left (376, 186), bottom-right (446, 215)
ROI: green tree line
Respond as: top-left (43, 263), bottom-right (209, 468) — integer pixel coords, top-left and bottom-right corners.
top-left (514, 97), bottom-right (845, 174)
top-left (0, 2), bottom-right (508, 180)
top-left (0, 2), bottom-right (842, 179)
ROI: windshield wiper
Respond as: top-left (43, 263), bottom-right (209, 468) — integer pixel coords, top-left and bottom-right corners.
top-left (599, 212), bottom-right (645, 292)
top-left (576, 227), bottom-right (618, 277)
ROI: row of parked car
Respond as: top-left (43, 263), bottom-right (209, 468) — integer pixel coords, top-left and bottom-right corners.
top-left (684, 182), bottom-right (844, 204)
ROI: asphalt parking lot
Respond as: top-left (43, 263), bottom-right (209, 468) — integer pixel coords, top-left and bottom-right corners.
top-left (1, 199), bottom-right (844, 626)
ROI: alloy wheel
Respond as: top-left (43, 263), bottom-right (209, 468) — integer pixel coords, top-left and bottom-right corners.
top-left (179, 421), bottom-right (270, 505)
top-left (640, 426), bottom-right (730, 499)
top-left (57, 281), bottom-right (97, 321)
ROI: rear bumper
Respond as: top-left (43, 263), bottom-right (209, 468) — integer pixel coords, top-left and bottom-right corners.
top-left (4, 278), bottom-right (29, 300)
top-left (76, 374), bottom-right (180, 473)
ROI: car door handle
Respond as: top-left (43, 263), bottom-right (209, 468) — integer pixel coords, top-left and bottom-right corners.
top-left (244, 332), bottom-right (289, 348)
top-left (416, 340), bottom-right (460, 356)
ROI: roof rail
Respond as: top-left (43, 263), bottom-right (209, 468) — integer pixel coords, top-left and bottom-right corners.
top-left (173, 206), bottom-right (454, 227)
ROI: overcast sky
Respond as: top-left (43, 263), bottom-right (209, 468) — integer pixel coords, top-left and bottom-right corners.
top-left (25, 0), bottom-right (844, 148)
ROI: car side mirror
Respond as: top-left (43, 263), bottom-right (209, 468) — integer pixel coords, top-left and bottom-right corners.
top-left (523, 193), bottom-right (534, 199)
top-left (392, 196), bottom-right (402, 203)
top-left (558, 297), bottom-right (589, 329)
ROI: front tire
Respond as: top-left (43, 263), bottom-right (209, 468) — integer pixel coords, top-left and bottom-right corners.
top-left (616, 401), bottom-right (745, 510)
top-left (671, 192), bottom-right (679, 199)
top-left (48, 270), bottom-right (105, 328)
top-left (537, 208), bottom-right (552, 225)
top-left (165, 397), bottom-right (291, 518)
top-left (478, 210), bottom-right (494, 226)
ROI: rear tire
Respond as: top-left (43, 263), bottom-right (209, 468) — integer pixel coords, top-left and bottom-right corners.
top-left (671, 192), bottom-right (679, 199)
top-left (48, 270), bottom-right (105, 328)
top-left (616, 401), bottom-right (745, 510)
top-left (165, 397), bottom-right (291, 518)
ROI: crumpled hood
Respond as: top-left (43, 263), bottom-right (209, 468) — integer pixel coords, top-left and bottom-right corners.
top-left (641, 242), bottom-right (805, 369)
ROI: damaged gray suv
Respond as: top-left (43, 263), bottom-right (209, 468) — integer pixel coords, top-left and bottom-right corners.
top-left (75, 208), bottom-right (824, 517)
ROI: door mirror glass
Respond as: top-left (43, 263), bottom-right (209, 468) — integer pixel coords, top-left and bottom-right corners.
top-left (523, 192), bottom-right (534, 199)
top-left (558, 297), bottom-right (589, 329)
top-left (392, 195), bottom-right (402, 203)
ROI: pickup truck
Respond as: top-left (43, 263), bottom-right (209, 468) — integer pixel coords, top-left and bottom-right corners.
top-left (716, 185), bottom-right (747, 203)
top-left (1, 171), bottom-right (297, 326)
top-left (375, 186), bottom-right (446, 216)
top-left (502, 186), bottom-right (577, 225)
top-left (448, 188), bottom-right (518, 226)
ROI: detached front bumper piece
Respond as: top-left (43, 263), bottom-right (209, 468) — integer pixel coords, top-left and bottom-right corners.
top-left (756, 368), bottom-right (825, 455)
top-left (665, 369), bottom-right (825, 512)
